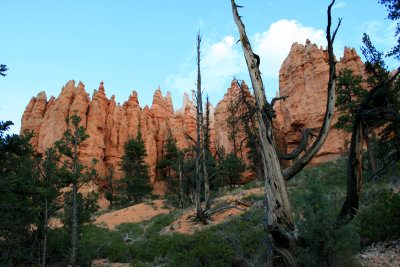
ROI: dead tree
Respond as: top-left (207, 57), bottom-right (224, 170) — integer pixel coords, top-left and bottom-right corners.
top-left (194, 33), bottom-right (210, 223)
top-left (231, 0), bottom-right (340, 265)
top-left (340, 70), bottom-right (400, 217)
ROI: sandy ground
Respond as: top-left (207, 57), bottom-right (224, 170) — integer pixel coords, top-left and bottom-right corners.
top-left (93, 199), bottom-right (170, 229)
top-left (168, 187), bottom-right (265, 235)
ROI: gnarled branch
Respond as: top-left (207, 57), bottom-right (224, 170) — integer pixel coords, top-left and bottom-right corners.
top-left (271, 95), bottom-right (288, 107)
top-left (283, 0), bottom-right (340, 181)
top-left (278, 128), bottom-right (316, 160)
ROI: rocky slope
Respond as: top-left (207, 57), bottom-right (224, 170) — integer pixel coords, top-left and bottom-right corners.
top-left (21, 40), bottom-right (367, 190)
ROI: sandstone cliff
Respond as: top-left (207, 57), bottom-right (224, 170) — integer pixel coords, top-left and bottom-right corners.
top-left (21, 41), bottom-right (367, 191)
top-left (21, 81), bottom-right (215, 193)
top-left (275, 39), bottom-right (367, 165)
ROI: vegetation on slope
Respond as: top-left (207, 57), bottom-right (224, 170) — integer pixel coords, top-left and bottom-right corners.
top-left (41, 155), bottom-right (399, 266)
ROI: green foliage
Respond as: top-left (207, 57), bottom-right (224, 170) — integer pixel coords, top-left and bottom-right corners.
top-left (355, 190), bottom-right (400, 244)
top-left (244, 124), bottom-right (261, 176)
top-left (0, 122), bottom-right (41, 265)
top-left (119, 127), bottom-right (152, 203)
top-left (104, 166), bottom-right (116, 209)
top-left (219, 152), bottom-right (246, 188)
top-left (227, 98), bottom-right (240, 154)
top-left (241, 193), bottom-right (264, 202)
top-left (156, 133), bottom-right (179, 194)
top-left (294, 182), bottom-right (360, 266)
top-left (335, 68), bottom-right (368, 132)
top-left (62, 191), bottom-right (99, 233)
top-left (379, 0), bottom-right (400, 59)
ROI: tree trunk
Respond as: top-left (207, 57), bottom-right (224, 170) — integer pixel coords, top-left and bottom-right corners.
top-left (340, 116), bottom-right (364, 217)
top-left (231, 1), bottom-right (296, 265)
top-left (231, 1), bottom-right (339, 265)
top-left (195, 33), bottom-right (206, 222)
top-left (364, 127), bottom-right (377, 172)
top-left (179, 158), bottom-right (184, 209)
top-left (70, 131), bottom-right (79, 267)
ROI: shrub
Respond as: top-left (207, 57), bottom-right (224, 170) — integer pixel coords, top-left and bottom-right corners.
top-left (294, 182), bottom-right (360, 266)
top-left (355, 189), bottom-right (400, 244)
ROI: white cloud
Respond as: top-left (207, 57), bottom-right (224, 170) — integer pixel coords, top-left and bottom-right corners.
top-left (252, 19), bottom-right (326, 79)
top-left (362, 20), bottom-right (397, 48)
top-left (165, 20), bottom-right (327, 103)
top-left (333, 2), bottom-right (347, 9)
top-left (165, 36), bottom-right (246, 96)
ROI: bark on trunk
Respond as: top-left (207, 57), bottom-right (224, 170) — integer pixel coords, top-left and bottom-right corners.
top-left (179, 159), bottom-right (184, 209)
top-left (231, 1), bottom-right (297, 265)
top-left (364, 127), bottom-right (377, 172)
top-left (282, 2), bottom-right (340, 181)
top-left (340, 116), bottom-right (364, 217)
top-left (195, 33), bottom-right (206, 223)
top-left (70, 130), bottom-right (79, 267)
top-left (231, 1), bottom-right (340, 265)
top-left (339, 68), bottom-right (400, 218)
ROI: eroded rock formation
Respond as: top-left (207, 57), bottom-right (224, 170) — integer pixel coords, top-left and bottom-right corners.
top-left (275, 39), bottom-right (367, 165)
top-left (21, 40), bottom-right (367, 191)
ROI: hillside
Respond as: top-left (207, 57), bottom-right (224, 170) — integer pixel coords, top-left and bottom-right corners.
top-left (46, 156), bottom-right (399, 266)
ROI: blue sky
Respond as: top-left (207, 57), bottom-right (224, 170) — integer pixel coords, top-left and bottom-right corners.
top-left (1, 0), bottom-right (398, 134)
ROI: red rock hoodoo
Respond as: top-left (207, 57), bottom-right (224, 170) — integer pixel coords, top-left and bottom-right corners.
top-left (21, 41), bottom-right (367, 191)
top-left (275, 40), bottom-right (367, 165)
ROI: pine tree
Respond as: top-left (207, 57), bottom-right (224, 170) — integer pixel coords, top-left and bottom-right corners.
top-left (339, 32), bottom-right (400, 217)
top-left (156, 132), bottom-right (179, 194)
top-left (55, 114), bottom-right (94, 266)
top-left (0, 121), bottom-right (39, 265)
top-left (104, 166), bottom-right (116, 209)
top-left (120, 126), bottom-right (152, 203)
top-left (219, 152), bottom-right (246, 188)
top-left (35, 147), bottom-right (64, 267)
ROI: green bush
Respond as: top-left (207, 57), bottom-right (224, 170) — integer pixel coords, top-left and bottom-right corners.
top-left (355, 189), bottom-right (400, 244)
top-left (294, 182), bottom-right (360, 267)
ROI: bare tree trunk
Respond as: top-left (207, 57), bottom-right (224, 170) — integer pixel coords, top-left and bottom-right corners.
top-left (231, 1), bottom-right (340, 265)
top-left (70, 131), bottom-right (79, 267)
top-left (364, 127), bottom-right (377, 172)
top-left (202, 128), bottom-right (211, 210)
top-left (231, 2), bottom-right (296, 265)
top-left (339, 67), bottom-right (400, 218)
top-left (178, 158), bottom-right (184, 209)
top-left (340, 116), bottom-right (364, 217)
top-left (282, 6), bottom-right (340, 181)
top-left (195, 33), bottom-right (206, 222)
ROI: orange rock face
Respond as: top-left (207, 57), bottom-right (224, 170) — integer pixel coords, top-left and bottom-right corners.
top-left (21, 80), bottom-right (216, 194)
top-left (214, 79), bottom-right (256, 182)
top-left (20, 41), bottom-right (367, 193)
top-left (275, 40), bottom-right (367, 164)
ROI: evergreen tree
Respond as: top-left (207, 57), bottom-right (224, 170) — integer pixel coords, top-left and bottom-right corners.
top-left (227, 98), bottom-right (240, 156)
top-left (244, 124), bottom-right (263, 181)
top-left (0, 121), bottom-right (39, 265)
top-left (156, 132), bottom-right (179, 194)
top-left (55, 113), bottom-right (95, 266)
top-left (219, 152), bottom-right (246, 188)
top-left (120, 126), bottom-right (152, 202)
top-left (339, 32), bottom-right (400, 216)
top-left (35, 147), bottom-right (65, 267)
top-left (104, 166), bottom-right (116, 209)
